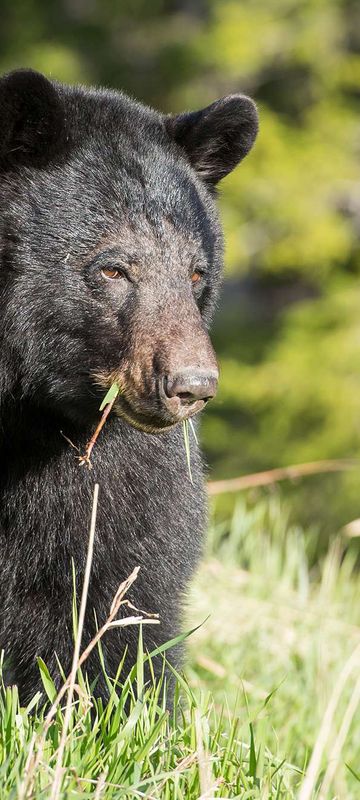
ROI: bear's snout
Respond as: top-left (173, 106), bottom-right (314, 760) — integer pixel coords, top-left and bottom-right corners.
top-left (162, 368), bottom-right (218, 417)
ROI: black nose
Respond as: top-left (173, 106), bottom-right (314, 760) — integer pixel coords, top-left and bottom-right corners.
top-left (164, 368), bottom-right (218, 406)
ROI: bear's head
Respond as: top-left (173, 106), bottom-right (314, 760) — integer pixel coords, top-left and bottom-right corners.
top-left (0, 69), bottom-right (258, 432)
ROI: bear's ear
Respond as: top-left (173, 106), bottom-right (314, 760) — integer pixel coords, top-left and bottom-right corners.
top-left (0, 69), bottom-right (65, 169)
top-left (165, 94), bottom-right (258, 186)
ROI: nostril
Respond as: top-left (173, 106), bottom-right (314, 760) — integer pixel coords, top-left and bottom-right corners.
top-left (177, 392), bottom-right (212, 406)
top-left (177, 392), bottom-right (197, 405)
top-left (163, 370), bottom-right (218, 406)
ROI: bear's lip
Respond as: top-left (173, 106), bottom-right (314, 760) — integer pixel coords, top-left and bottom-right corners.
top-left (113, 393), bottom-right (205, 434)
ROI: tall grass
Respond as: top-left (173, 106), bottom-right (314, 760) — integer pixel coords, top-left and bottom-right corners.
top-left (188, 495), bottom-right (360, 798)
top-left (0, 492), bottom-right (359, 797)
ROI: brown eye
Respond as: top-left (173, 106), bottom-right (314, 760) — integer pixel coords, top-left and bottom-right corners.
top-left (191, 271), bottom-right (202, 285)
top-left (101, 267), bottom-right (124, 280)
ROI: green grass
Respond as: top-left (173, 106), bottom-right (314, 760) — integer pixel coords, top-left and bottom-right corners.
top-left (0, 661), bottom-right (299, 799)
top-left (1, 495), bottom-right (360, 798)
top-left (188, 496), bottom-right (360, 798)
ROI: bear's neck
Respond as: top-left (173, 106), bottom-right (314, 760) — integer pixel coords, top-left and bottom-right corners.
top-left (0, 393), bottom-right (200, 570)
top-left (0, 395), bottom-right (88, 468)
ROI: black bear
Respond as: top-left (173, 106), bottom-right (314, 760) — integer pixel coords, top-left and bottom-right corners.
top-left (0, 69), bottom-right (258, 703)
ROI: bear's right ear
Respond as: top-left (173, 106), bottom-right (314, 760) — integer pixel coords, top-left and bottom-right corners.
top-left (0, 69), bottom-right (65, 169)
top-left (165, 94), bottom-right (258, 186)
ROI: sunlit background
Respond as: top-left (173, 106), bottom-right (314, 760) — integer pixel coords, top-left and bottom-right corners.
top-left (3, 0), bottom-right (360, 535)
top-left (2, 0), bottom-right (359, 533)
top-left (2, 3), bottom-right (360, 794)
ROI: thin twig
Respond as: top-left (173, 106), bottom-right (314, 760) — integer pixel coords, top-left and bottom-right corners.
top-left (207, 459), bottom-right (358, 496)
top-left (59, 431), bottom-right (80, 452)
top-left (79, 397), bottom-right (117, 468)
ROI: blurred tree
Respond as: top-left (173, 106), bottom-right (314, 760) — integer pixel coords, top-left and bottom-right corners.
top-left (1, 0), bottom-right (360, 529)
top-left (1, 0), bottom-right (358, 280)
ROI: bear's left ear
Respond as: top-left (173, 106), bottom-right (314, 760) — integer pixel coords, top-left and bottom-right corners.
top-left (165, 94), bottom-right (258, 186)
top-left (0, 68), bottom-right (66, 169)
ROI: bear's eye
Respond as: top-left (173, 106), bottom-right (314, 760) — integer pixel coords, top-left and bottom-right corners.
top-left (101, 267), bottom-right (125, 280)
top-left (191, 270), bottom-right (203, 285)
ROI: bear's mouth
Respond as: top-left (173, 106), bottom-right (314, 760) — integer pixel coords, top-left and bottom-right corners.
top-left (113, 393), bottom-right (205, 434)
top-left (92, 371), bottom-right (208, 434)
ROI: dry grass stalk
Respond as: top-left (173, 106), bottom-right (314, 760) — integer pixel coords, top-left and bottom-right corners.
top-left (49, 482), bottom-right (100, 799)
top-left (18, 484), bottom-right (159, 800)
top-left (299, 640), bottom-right (360, 800)
top-left (93, 766), bottom-right (109, 800)
top-left (319, 671), bottom-right (360, 798)
top-left (195, 707), bottom-right (215, 798)
top-left (78, 398), bottom-right (116, 467)
top-left (207, 458), bottom-right (358, 496)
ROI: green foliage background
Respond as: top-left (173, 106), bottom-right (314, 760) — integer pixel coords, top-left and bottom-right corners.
top-left (2, 0), bottom-right (360, 530)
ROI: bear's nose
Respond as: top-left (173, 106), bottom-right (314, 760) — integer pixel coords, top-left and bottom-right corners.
top-left (164, 368), bottom-right (218, 408)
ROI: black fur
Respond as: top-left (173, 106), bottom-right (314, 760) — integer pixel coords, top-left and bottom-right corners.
top-left (0, 70), bottom-right (258, 703)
